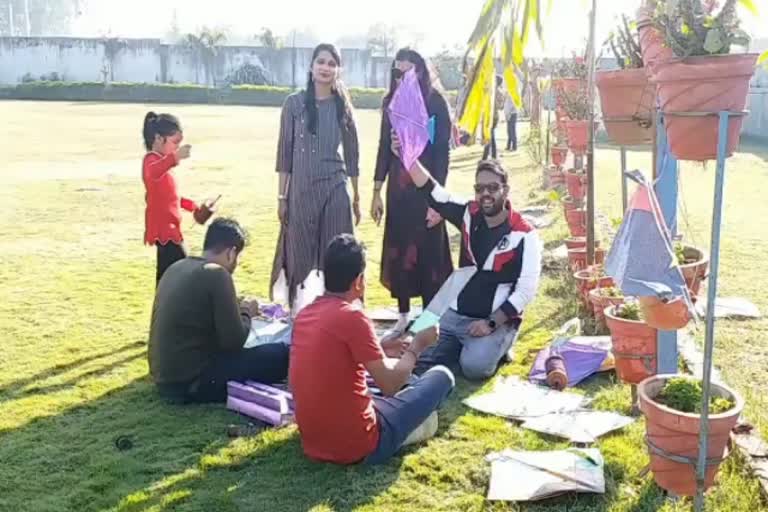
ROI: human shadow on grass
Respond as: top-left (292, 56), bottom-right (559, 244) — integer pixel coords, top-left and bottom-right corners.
top-left (0, 375), bottom-right (392, 512)
top-left (0, 340), bottom-right (145, 399)
top-left (0, 366), bottom-right (489, 512)
top-left (109, 381), bottom-right (487, 512)
top-left (19, 350), bottom-right (146, 398)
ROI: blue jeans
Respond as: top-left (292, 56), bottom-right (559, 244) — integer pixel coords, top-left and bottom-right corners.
top-left (365, 366), bottom-right (455, 465)
top-left (416, 309), bottom-right (519, 381)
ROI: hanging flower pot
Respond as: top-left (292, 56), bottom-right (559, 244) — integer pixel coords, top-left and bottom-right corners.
top-left (547, 165), bottom-right (566, 188)
top-left (596, 68), bottom-right (656, 146)
top-left (565, 207), bottom-right (586, 237)
top-left (551, 146), bottom-right (568, 167)
top-left (638, 374), bottom-right (744, 497)
top-left (564, 236), bottom-right (601, 251)
top-left (565, 120), bottom-right (590, 155)
top-left (567, 246), bottom-right (606, 272)
top-left (562, 195), bottom-right (578, 217)
top-left (555, 78), bottom-right (586, 99)
top-left (574, 267), bottom-right (614, 309)
top-left (636, 6), bottom-right (674, 78)
top-left (653, 53), bottom-right (759, 161)
top-left (565, 169), bottom-right (587, 202)
top-left (588, 287), bottom-right (626, 331)
top-left (676, 244), bottom-right (709, 301)
top-left (604, 303), bottom-right (657, 384)
top-left (638, 296), bottom-right (692, 330)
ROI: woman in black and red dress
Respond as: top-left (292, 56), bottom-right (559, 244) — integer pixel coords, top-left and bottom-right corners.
top-left (370, 48), bottom-right (454, 334)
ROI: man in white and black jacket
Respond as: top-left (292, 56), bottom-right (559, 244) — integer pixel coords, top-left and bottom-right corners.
top-left (400, 143), bottom-right (542, 380)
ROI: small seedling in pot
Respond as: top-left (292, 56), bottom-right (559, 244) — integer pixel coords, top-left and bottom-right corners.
top-left (656, 377), bottom-right (735, 414)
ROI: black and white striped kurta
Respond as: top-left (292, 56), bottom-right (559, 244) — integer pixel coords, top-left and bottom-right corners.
top-left (270, 91), bottom-right (360, 304)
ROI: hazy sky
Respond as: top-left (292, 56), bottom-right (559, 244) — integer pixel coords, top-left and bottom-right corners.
top-left (72, 0), bottom-right (768, 55)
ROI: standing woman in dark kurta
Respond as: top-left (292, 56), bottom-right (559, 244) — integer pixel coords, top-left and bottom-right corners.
top-left (370, 48), bottom-right (454, 333)
top-left (271, 44), bottom-right (361, 314)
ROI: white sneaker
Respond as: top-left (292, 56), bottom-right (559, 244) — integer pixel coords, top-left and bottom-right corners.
top-left (402, 411), bottom-right (439, 446)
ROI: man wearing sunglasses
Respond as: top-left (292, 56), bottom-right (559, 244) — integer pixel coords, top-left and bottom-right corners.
top-left (392, 135), bottom-right (542, 380)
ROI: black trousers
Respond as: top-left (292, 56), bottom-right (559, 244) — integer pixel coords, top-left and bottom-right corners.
top-left (156, 241), bottom-right (187, 286)
top-left (506, 113), bottom-right (518, 151)
top-left (157, 343), bottom-right (290, 404)
top-left (483, 116), bottom-right (499, 160)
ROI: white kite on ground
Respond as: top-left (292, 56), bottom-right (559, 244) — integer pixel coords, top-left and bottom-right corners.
top-left (486, 448), bottom-right (605, 501)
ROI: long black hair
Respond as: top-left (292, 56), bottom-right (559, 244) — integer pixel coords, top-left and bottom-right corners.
top-left (304, 43), bottom-right (354, 135)
top-left (382, 48), bottom-right (435, 108)
top-left (142, 112), bottom-right (181, 151)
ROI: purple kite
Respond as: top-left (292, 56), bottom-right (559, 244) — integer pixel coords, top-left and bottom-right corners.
top-left (387, 68), bottom-right (436, 171)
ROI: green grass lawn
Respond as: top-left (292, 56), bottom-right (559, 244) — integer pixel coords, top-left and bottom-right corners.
top-left (1, 101), bottom-right (766, 512)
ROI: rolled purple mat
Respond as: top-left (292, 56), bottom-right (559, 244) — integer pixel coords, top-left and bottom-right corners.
top-left (226, 395), bottom-right (293, 426)
top-left (227, 381), bottom-right (289, 414)
top-left (245, 381), bottom-right (295, 411)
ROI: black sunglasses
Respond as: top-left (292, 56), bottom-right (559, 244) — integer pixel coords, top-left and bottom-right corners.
top-left (391, 68), bottom-right (404, 80)
top-left (474, 183), bottom-right (502, 194)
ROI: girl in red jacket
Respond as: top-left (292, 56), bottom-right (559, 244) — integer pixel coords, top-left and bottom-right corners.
top-left (142, 111), bottom-right (206, 285)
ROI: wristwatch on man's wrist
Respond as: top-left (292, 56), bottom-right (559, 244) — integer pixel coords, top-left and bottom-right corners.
top-left (487, 318), bottom-right (497, 331)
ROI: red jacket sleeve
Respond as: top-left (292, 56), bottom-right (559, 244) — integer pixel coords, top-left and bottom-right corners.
top-left (144, 152), bottom-right (179, 181)
top-left (180, 198), bottom-right (198, 212)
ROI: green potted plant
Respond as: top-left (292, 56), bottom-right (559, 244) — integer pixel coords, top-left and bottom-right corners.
top-left (588, 286), bottom-right (626, 329)
top-left (604, 301), bottom-right (658, 384)
top-left (638, 374), bottom-right (743, 496)
top-left (565, 167), bottom-right (586, 203)
top-left (553, 52), bottom-right (589, 102)
top-left (553, 52), bottom-right (589, 147)
top-left (596, 15), bottom-right (656, 146)
top-left (640, 0), bottom-right (760, 161)
top-left (675, 242), bottom-right (709, 301)
top-left (560, 87), bottom-right (592, 156)
top-left (573, 265), bottom-right (614, 308)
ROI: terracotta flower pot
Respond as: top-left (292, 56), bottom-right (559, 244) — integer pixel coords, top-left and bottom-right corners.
top-left (565, 120), bottom-right (590, 156)
top-left (638, 374), bottom-right (744, 496)
top-left (596, 68), bottom-right (655, 146)
top-left (547, 165), bottom-right (565, 188)
top-left (588, 289), bottom-right (625, 330)
top-left (555, 78), bottom-right (586, 98)
top-left (604, 305), bottom-right (657, 384)
top-left (653, 53), bottom-right (759, 161)
top-left (551, 146), bottom-right (568, 167)
top-left (565, 208), bottom-right (586, 237)
top-left (636, 7), bottom-right (674, 79)
top-left (567, 246), bottom-right (606, 272)
top-left (565, 169), bottom-right (587, 202)
top-left (561, 196), bottom-right (578, 217)
top-left (574, 269), bottom-right (614, 309)
top-left (638, 296), bottom-right (691, 330)
top-left (564, 237), bottom-right (601, 251)
top-left (678, 245), bottom-right (709, 301)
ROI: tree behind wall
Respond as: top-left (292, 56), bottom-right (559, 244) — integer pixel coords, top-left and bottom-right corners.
top-left (0, 0), bottom-right (81, 36)
top-left (184, 28), bottom-right (227, 86)
top-left (366, 23), bottom-right (398, 58)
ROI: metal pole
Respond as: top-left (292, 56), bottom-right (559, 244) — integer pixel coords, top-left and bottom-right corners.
top-left (693, 111), bottom-right (730, 512)
top-left (546, 107), bottom-right (552, 167)
top-left (620, 147), bottom-right (628, 212)
top-left (585, 0), bottom-right (597, 266)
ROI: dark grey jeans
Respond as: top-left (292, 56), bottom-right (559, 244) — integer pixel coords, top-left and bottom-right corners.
top-left (364, 366), bottom-right (455, 465)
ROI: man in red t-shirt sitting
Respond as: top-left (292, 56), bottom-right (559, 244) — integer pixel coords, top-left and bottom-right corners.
top-left (290, 234), bottom-right (455, 465)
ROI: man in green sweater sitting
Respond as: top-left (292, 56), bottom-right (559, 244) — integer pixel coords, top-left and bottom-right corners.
top-left (148, 218), bottom-right (289, 403)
